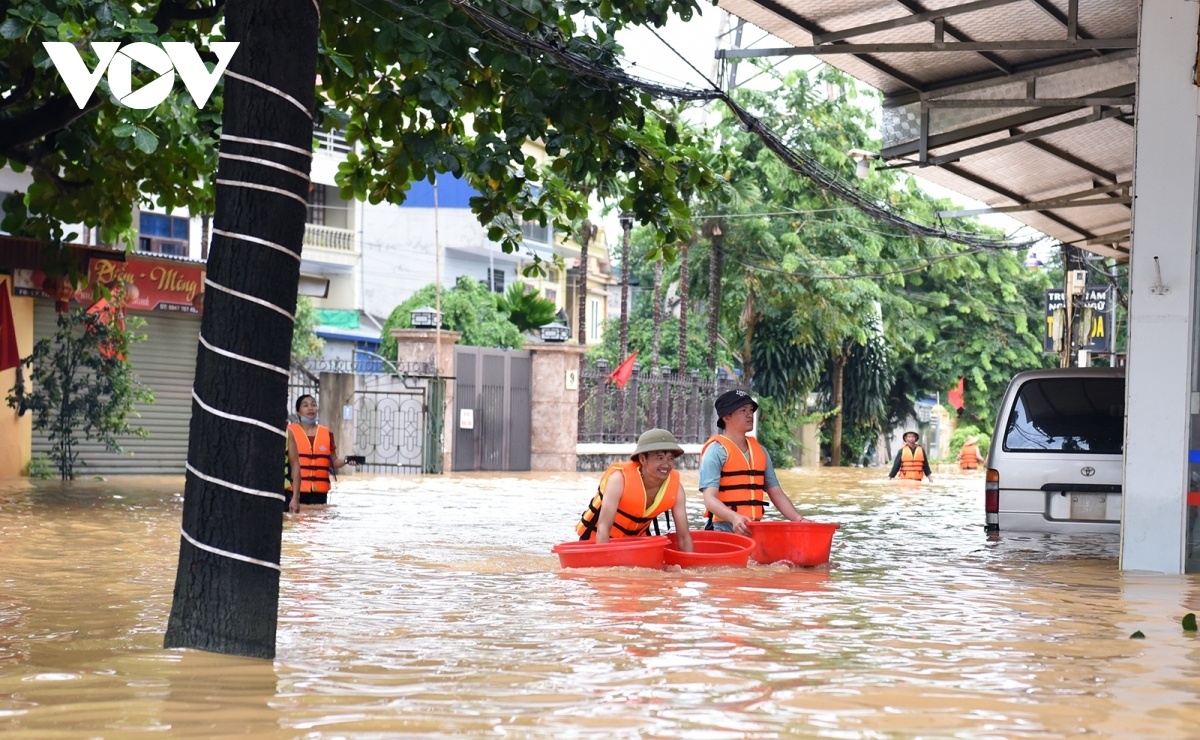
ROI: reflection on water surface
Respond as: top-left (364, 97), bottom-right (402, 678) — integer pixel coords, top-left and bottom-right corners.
top-left (1, 468), bottom-right (1198, 738)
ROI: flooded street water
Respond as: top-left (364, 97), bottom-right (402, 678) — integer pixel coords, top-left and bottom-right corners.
top-left (2, 467), bottom-right (1199, 738)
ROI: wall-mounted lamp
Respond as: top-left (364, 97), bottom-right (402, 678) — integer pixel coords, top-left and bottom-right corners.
top-left (846, 148), bottom-right (881, 179)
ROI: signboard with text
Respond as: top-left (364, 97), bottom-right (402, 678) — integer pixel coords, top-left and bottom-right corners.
top-left (1044, 286), bottom-right (1113, 354)
top-left (14, 256), bottom-right (204, 314)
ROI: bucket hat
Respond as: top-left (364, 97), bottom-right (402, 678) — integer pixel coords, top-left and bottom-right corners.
top-left (903, 430), bottom-right (920, 441)
top-left (714, 389), bottom-right (758, 429)
top-left (631, 428), bottom-right (685, 459)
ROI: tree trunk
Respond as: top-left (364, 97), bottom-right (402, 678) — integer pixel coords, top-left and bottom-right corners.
top-left (650, 252), bottom-right (664, 427)
top-left (831, 350), bottom-right (847, 467)
top-left (677, 237), bottom-right (690, 376)
top-left (618, 215), bottom-right (632, 361)
top-left (164, 0), bottom-right (319, 660)
top-left (675, 237), bottom-right (691, 433)
top-left (740, 288), bottom-right (756, 383)
top-left (705, 220), bottom-right (724, 373)
top-left (616, 214), bottom-right (632, 435)
top-left (576, 221), bottom-right (593, 433)
top-left (200, 214), bottom-right (211, 260)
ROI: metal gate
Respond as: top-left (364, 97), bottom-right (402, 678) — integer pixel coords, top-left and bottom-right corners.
top-left (289, 358), bottom-right (445, 475)
top-left (453, 347), bottom-right (532, 471)
top-left (353, 383), bottom-right (427, 474)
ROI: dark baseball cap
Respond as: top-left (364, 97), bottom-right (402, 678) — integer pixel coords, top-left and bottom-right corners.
top-left (715, 389), bottom-right (758, 428)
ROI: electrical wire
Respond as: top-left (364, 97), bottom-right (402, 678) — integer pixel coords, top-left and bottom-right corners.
top-left (422, 0), bottom-right (1044, 254)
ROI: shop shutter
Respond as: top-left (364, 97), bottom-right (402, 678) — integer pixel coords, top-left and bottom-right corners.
top-left (32, 302), bottom-right (199, 475)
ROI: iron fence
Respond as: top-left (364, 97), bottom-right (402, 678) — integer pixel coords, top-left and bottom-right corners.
top-left (578, 365), bottom-right (739, 444)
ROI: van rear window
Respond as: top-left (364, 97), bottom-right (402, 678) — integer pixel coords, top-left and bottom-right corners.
top-left (1003, 378), bottom-right (1124, 454)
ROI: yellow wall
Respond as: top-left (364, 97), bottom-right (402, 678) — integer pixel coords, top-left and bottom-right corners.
top-left (0, 276), bottom-right (32, 477)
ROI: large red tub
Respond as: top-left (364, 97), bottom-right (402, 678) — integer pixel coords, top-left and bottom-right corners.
top-left (551, 536), bottom-right (668, 569)
top-left (747, 521), bottom-right (840, 566)
top-left (664, 531), bottom-right (755, 569)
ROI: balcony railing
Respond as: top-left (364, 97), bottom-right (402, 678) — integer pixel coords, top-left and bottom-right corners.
top-left (304, 223), bottom-right (357, 253)
top-left (314, 128), bottom-right (352, 156)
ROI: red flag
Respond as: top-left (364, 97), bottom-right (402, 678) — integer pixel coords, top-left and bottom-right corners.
top-left (948, 376), bottom-right (965, 410)
top-left (0, 283), bottom-right (20, 372)
top-left (607, 351), bottom-right (638, 389)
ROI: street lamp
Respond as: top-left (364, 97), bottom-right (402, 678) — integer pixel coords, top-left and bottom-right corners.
top-left (541, 321), bottom-right (570, 342)
top-left (410, 306), bottom-right (441, 329)
top-left (618, 211), bottom-right (634, 232)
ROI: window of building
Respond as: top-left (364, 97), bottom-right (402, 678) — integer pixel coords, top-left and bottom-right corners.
top-left (521, 220), bottom-right (553, 246)
top-left (486, 268), bottom-right (505, 293)
top-left (307, 183), bottom-right (328, 226)
top-left (589, 298), bottom-right (600, 341)
top-left (138, 212), bottom-right (189, 255)
top-left (543, 288), bottom-right (557, 303)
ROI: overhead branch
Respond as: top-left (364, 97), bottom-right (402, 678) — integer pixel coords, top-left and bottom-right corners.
top-left (151, 0), bottom-right (227, 33)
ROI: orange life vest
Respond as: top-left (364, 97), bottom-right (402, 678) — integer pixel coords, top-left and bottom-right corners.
top-left (285, 423), bottom-right (332, 494)
top-left (576, 461), bottom-right (680, 540)
top-left (898, 445), bottom-right (926, 480)
top-left (959, 442), bottom-right (980, 469)
top-left (702, 434), bottom-right (771, 524)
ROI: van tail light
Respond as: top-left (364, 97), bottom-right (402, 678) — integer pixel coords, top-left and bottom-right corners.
top-left (985, 469), bottom-right (1000, 532)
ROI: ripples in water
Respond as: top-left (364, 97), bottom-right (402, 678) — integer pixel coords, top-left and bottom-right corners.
top-left (1, 468), bottom-right (1198, 737)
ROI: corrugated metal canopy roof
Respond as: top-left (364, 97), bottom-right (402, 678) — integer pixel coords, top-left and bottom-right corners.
top-left (717, 0), bottom-right (1137, 258)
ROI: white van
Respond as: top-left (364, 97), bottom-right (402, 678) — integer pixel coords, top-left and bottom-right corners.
top-left (986, 367), bottom-right (1124, 534)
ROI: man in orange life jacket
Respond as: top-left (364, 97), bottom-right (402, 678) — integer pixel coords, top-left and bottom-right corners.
top-left (888, 430), bottom-right (933, 482)
top-left (957, 434), bottom-right (981, 471)
top-left (700, 390), bottom-right (806, 536)
top-left (576, 429), bottom-right (694, 552)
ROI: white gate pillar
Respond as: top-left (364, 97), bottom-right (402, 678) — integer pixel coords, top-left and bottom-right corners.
top-left (1122, 0), bottom-right (1200, 573)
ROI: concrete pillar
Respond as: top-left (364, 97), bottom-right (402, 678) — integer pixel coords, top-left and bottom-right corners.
top-left (1122, 0), bottom-right (1200, 573)
top-left (390, 329), bottom-right (461, 474)
top-left (318, 372), bottom-right (355, 468)
top-left (528, 342), bottom-right (587, 471)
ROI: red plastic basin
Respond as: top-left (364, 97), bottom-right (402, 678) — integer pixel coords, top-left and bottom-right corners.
top-left (664, 531), bottom-right (755, 569)
top-left (747, 521), bottom-right (840, 566)
top-left (551, 536), bottom-right (667, 569)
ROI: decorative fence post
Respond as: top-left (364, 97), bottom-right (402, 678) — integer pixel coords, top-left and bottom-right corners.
top-left (627, 365), bottom-right (641, 442)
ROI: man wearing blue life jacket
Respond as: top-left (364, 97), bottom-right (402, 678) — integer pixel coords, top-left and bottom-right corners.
top-left (700, 389), bottom-right (806, 535)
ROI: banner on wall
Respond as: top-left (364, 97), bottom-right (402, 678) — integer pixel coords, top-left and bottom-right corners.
top-left (13, 256), bottom-right (205, 314)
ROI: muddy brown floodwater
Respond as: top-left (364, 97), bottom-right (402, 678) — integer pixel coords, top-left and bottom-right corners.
top-left (2, 467), bottom-right (1200, 738)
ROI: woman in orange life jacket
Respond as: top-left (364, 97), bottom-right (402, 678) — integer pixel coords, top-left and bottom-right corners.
top-left (957, 434), bottom-right (981, 471)
top-left (888, 430), bottom-right (933, 482)
top-left (701, 390), bottom-right (807, 536)
top-left (286, 395), bottom-right (357, 513)
top-left (576, 428), bottom-right (694, 552)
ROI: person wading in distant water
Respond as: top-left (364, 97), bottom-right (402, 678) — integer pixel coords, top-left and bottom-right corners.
top-left (576, 428), bottom-right (694, 551)
top-left (286, 394), bottom-right (357, 513)
top-left (700, 390), bottom-right (806, 535)
top-left (957, 435), bottom-right (981, 471)
top-left (889, 430), bottom-right (933, 482)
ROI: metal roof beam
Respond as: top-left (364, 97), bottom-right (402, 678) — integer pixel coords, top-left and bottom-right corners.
top-left (716, 38), bottom-right (1136, 58)
top-left (812, 0), bottom-right (1025, 44)
top-left (1024, 139), bottom-right (1118, 184)
top-left (889, 0), bottom-right (1013, 76)
top-left (937, 181), bottom-right (1130, 217)
top-left (925, 96), bottom-right (1132, 107)
top-left (928, 107), bottom-right (1126, 165)
top-left (882, 86), bottom-right (1133, 158)
top-left (881, 49), bottom-right (1135, 107)
top-left (938, 163), bottom-right (1099, 240)
top-left (740, 0), bottom-right (927, 92)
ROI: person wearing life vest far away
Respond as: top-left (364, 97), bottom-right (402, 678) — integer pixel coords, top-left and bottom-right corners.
top-left (576, 429), bottom-right (694, 552)
top-left (701, 390), bottom-right (807, 536)
top-left (957, 435), bottom-right (981, 472)
top-left (286, 395), bottom-right (358, 513)
top-left (889, 431), bottom-right (933, 482)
